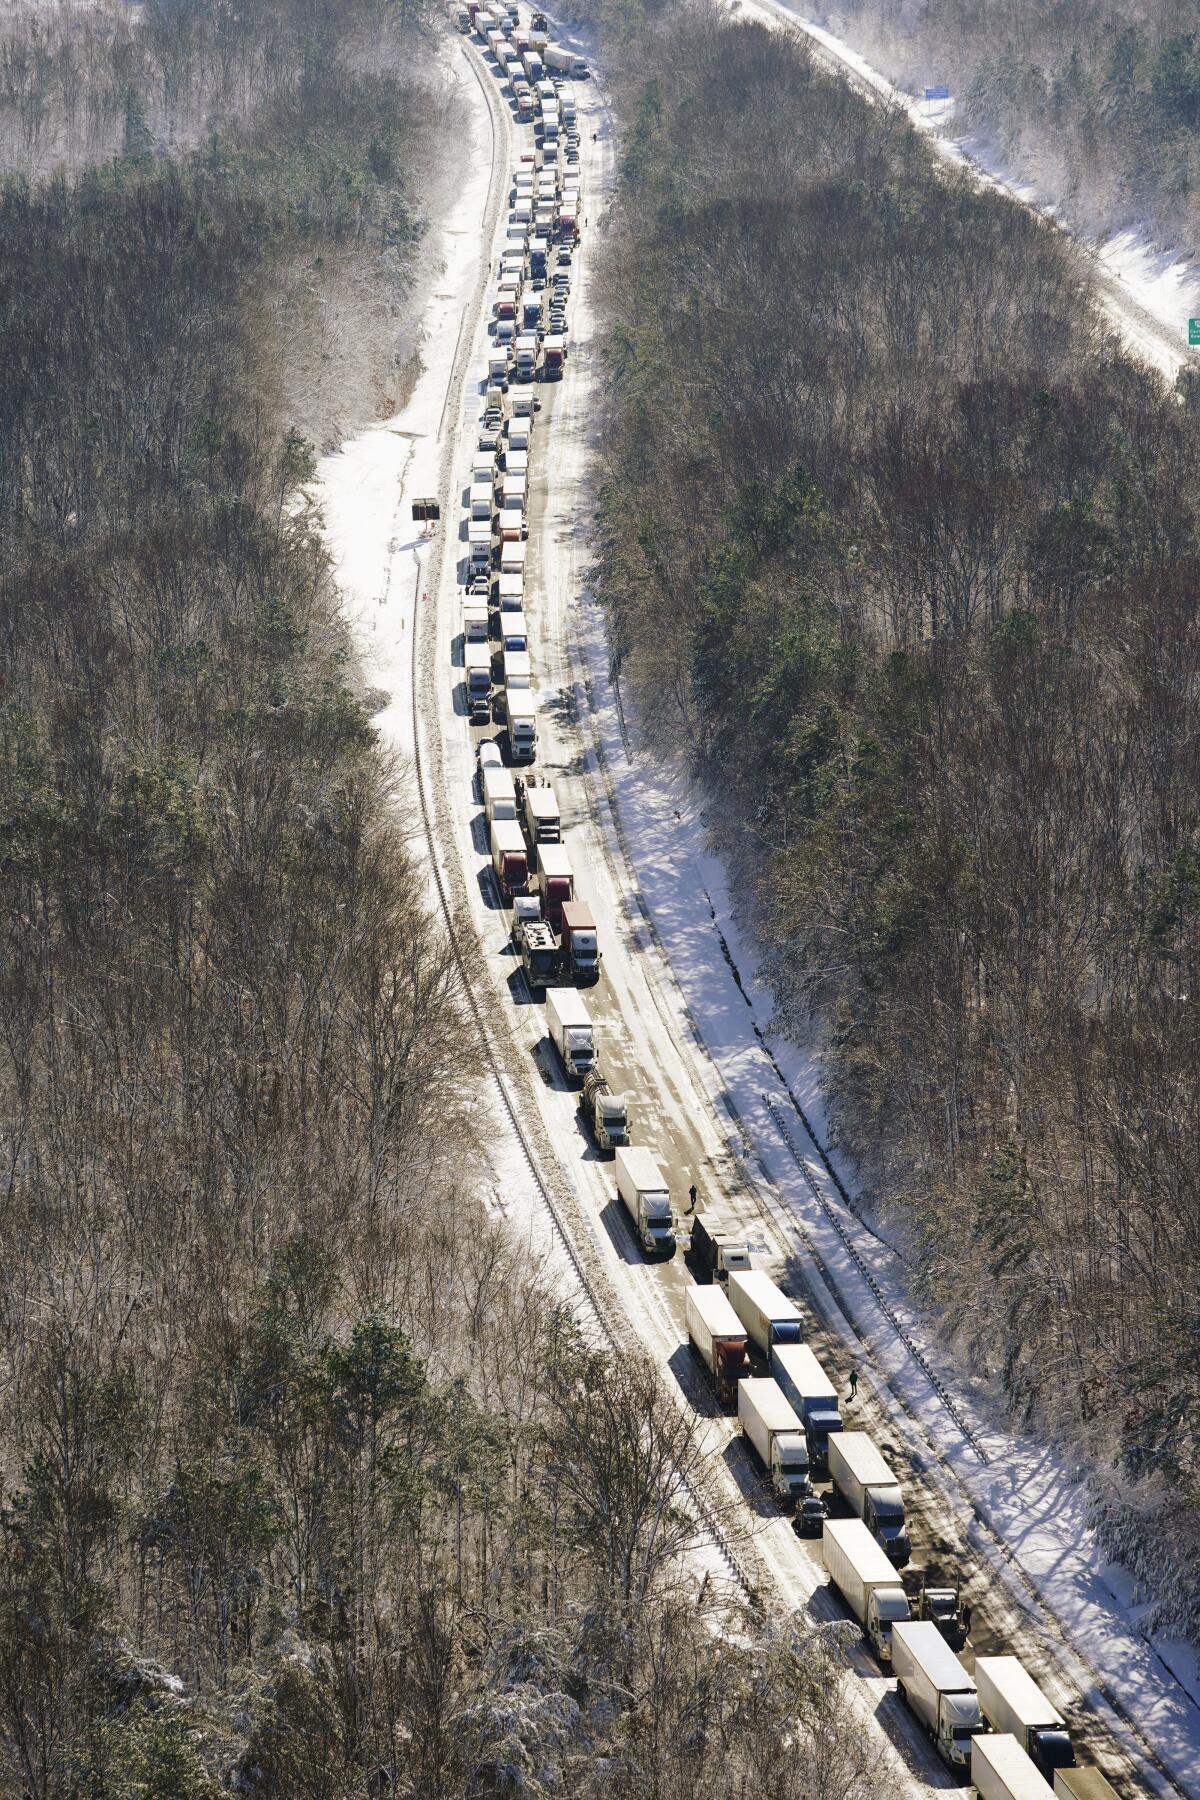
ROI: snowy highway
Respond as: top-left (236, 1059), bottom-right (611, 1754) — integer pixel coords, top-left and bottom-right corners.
top-left (315, 10), bottom-right (1200, 1798)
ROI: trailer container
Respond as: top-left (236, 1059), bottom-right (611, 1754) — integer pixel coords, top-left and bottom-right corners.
top-left (726, 1269), bottom-right (803, 1355)
top-left (482, 765), bottom-right (517, 822)
top-left (464, 640), bottom-right (491, 720)
top-left (821, 1518), bottom-right (910, 1664)
top-left (614, 1146), bottom-right (675, 1258)
top-left (503, 648), bottom-right (532, 690)
top-left (497, 571), bottom-right (524, 610)
top-left (499, 611), bottom-right (528, 654)
top-left (1052, 1769), bottom-right (1121, 1800)
top-left (546, 987), bottom-right (593, 1085)
top-left (768, 1343), bottom-right (843, 1473)
top-left (490, 818), bottom-right (528, 897)
top-left (685, 1284), bottom-right (748, 1407)
top-left (972, 1734), bottom-right (1055, 1800)
top-left (738, 1378), bottom-right (810, 1505)
top-left (689, 1211), bottom-right (751, 1282)
top-left (523, 781), bottom-right (560, 845)
top-left (506, 685), bottom-right (536, 762)
top-left (462, 601), bottom-right (490, 643)
top-left (975, 1659), bottom-right (1074, 1780)
top-left (827, 1431), bottom-right (910, 1566)
top-left (535, 841), bottom-right (573, 927)
top-left (891, 1620), bottom-right (981, 1771)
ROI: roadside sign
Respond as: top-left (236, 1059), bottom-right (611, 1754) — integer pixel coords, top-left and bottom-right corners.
top-left (1189, 318), bottom-right (1200, 346)
top-left (924, 83), bottom-right (951, 100)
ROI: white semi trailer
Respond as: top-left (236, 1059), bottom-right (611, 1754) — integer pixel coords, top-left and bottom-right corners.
top-left (975, 1658), bottom-right (1075, 1782)
top-left (972, 1734), bottom-right (1055, 1800)
top-left (614, 1147), bottom-right (675, 1258)
top-left (737, 1378), bottom-right (810, 1506)
top-left (821, 1518), bottom-right (910, 1663)
top-left (890, 1620), bottom-right (981, 1771)
top-left (827, 1431), bottom-right (911, 1567)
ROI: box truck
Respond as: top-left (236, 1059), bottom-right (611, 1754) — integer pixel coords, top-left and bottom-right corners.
top-left (497, 571), bottom-right (524, 610)
top-left (768, 1343), bottom-right (843, 1473)
top-left (738, 1378), bottom-right (810, 1505)
top-left (614, 1146), bottom-right (675, 1258)
top-left (827, 1431), bottom-right (911, 1567)
top-left (975, 1659), bottom-right (1074, 1781)
top-left (685, 1283), bottom-right (749, 1408)
top-left (577, 1067), bottom-right (629, 1156)
top-left (821, 1518), bottom-right (910, 1664)
top-left (546, 987), bottom-right (594, 1085)
top-left (560, 899), bottom-right (599, 982)
top-left (891, 1620), bottom-right (982, 1771)
top-left (490, 818), bottom-right (528, 898)
top-left (519, 919), bottom-right (559, 992)
top-left (688, 1211), bottom-right (751, 1282)
top-left (972, 1734), bottom-right (1055, 1800)
top-left (726, 1269), bottom-right (803, 1355)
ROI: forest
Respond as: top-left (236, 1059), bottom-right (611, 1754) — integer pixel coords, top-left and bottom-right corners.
top-left (0, 1), bottom-right (874, 1792)
top-left (828, 0), bottom-right (1200, 242)
top-left (590, 0), bottom-right (1200, 1638)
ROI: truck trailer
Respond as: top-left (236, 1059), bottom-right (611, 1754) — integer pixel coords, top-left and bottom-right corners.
top-left (535, 841), bottom-right (573, 926)
top-left (522, 781), bottom-right (560, 846)
top-left (826, 1431), bottom-right (911, 1567)
top-left (726, 1269), bottom-right (803, 1356)
top-left (545, 987), bottom-right (594, 1085)
top-left (737, 1378), bottom-right (810, 1505)
top-left (482, 765), bottom-right (517, 822)
top-left (577, 1068), bottom-right (629, 1156)
top-left (490, 818), bottom-right (528, 898)
top-left (1052, 1769), bottom-right (1121, 1800)
top-left (464, 640), bottom-right (491, 721)
top-left (768, 1343), bottom-right (843, 1473)
top-left (821, 1518), bottom-right (910, 1664)
top-left (614, 1146), bottom-right (675, 1258)
top-left (505, 685), bottom-right (536, 762)
top-left (685, 1283), bottom-right (749, 1408)
top-left (559, 899), bottom-right (600, 982)
top-left (972, 1734), bottom-right (1055, 1800)
top-left (688, 1211), bottom-right (751, 1283)
top-left (890, 1620), bottom-right (981, 1771)
top-left (975, 1659), bottom-right (1074, 1781)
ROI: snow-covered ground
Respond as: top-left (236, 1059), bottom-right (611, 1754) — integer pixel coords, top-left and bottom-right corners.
top-left (311, 11), bottom-right (1200, 1797)
top-left (746, 0), bottom-right (1200, 384)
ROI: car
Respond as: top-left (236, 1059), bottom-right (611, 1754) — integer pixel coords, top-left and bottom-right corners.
top-left (792, 1494), bottom-right (827, 1539)
top-left (477, 739), bottom-right (504, 772)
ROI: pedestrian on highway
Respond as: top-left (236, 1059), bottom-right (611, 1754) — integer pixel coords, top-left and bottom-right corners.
top-left (686, 1183), bottom-right (698, 1214)
top-left (961, 1602), bottom-right (973, 1639)
top-left (846, 1368), bottom-right (859, 1403)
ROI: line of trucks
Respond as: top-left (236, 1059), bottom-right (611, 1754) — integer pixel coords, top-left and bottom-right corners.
top-left (444, 11), bottom-right (1135, 1799)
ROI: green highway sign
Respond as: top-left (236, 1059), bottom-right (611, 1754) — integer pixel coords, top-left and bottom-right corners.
top-left (1190, 318), bottom-right (1200, 346)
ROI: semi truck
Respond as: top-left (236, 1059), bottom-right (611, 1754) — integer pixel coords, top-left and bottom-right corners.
top-left (490, 818), bottom-right (528, 898)
top-left (737, 1378), bottom-right (810, 1505)
top-left (518, 918), bottom-right (559, 992)
top-left (685, 1283), bottom-right (749, 1407)
top-left (890, 1620), bottom-right (982, 1772)
top-left (535, 841), bottom-right (573, 926)
top-left (768, 1343), bottom-right (844, 1473)
top-left (522, 780), bottom-right (560, 847)
top-left (577, 1067), bottom-right (629, 1156)
top-left (542, 334), bottom-right (565, 379)
top-left (464, 640), bottom-right (491, 721)
top-left (614, 1146), bottom-right (675, 1258)
top-left (915, 1578), bottom-right (968, 1650)
top-left (822, 1518), bottom-right (910, 1663)
top-left (546, 987), bottom-right (594, 1085)
top-left (975, 1658), bottom-right (1075, 1781)
top-left (688, 1210), bottom-right (751, 1282)
top-left (1052, 1769), bottom-right (1121, 1800)
top-left (826, 1431), bottom-right (911, 1567)
top-left (505, 687), bottom-right (536, 763)
top-left (726, 1268), bottom-right (803, 1355)
top-left (559, 899), bottom-right (599, 982)
top-left (482, 765), bottom-right (517, 822)
top-left (972, 1734), bottom-right (1055, 1800)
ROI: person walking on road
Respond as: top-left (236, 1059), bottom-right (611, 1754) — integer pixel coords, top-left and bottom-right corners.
top-left (846, 1368), bottom-right (859, 1403)
top-left (686, 1184), bottom-right (698, 1214)
top-left (961, 1602), bottom-right (973, 1640)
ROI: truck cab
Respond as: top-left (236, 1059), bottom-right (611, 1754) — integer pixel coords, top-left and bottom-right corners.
top-left (865, 1487), bottom-right (911, 1568)
top-left (917, 1582), bottom-right (968, 1650)
top-left (559, 899), bottom-right (600, 982)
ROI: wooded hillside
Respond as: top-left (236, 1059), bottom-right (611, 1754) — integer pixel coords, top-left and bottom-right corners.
top-left (832, 0), bottom-right (1200, 242)
top-left (592, 0), bottom-right (1200, 1638)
